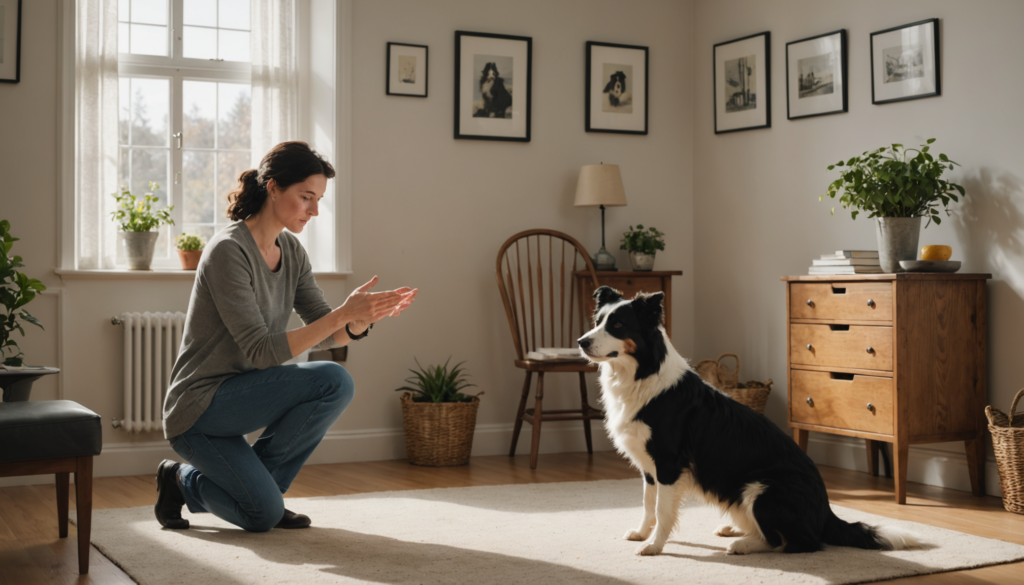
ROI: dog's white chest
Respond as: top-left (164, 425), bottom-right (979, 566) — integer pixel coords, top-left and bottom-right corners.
top-left (603, 396), bottom-right (655, 474)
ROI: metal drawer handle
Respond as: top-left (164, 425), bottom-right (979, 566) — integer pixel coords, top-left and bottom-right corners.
top-left (867, 299), bottom-right (875, 307)
top-left (867, 403), bottom-right (874, 412)
top-left (806, 397), bottom-right (814, 406)
top-left (866, 346), bottom-right (874, 353)
top-left (807, 299), bottom-right (813, 306)
top-left (806, 344), bottom-right (813, 350)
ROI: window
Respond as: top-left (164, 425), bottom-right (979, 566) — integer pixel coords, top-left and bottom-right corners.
top-left (117, 0), bottom-right (252, 266)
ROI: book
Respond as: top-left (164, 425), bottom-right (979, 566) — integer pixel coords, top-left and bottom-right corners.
top-left (525, 348), bottom-right (588, 362)
top-left (808, 265), bottom-right (884, 274)
top-left (831, 250), bottom-right (879, 259)
top-left (812, 258), bottom-right (881, 266)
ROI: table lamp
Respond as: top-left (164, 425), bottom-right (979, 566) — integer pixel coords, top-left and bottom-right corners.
top-left (574, 163), bottom-right (627, 271)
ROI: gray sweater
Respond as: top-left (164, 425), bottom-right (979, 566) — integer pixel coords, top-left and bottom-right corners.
top-left (163, 222), bottom-right (338, 438)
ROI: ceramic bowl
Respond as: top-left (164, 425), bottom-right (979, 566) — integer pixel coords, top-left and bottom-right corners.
top-left (899, 260), bottom-right (961, 273)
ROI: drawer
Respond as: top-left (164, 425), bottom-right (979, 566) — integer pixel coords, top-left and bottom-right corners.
top-left (790, 323), bottom-right (893, 371)
top-left (597, 275), bottom-right (662, 300)
top-left (790, 282), bottom-right (892, 321)
top-left (790, 369), bottom-right (893, 435)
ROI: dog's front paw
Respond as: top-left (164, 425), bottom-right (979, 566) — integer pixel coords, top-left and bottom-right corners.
top-left (726, 537), bottom-right (768, 555)
top-left (623, 528), bottom-right (650, 541)
top-left (714, 524), bottom-right (743, 537)
top-left (635, 541), bottom-right (664, 556)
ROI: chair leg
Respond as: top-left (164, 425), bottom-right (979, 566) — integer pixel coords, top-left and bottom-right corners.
top-left (579, 372), bottom-right (594, 454)
top-left (56, 472), bottom-right (70, 538)
top-left (510, 371), bottom-right (533, 457)
top-left (530, 373), bottom-right (545, 470)
top-left (75, 456), bottom-right (93, 574)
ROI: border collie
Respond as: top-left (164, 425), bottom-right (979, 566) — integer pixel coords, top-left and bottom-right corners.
top-left (578, 286), bottom-right (920, 556)
top-left (476, 62), bottom-right (512, 118)
top-left (603, 71), bottom-right (627, 107)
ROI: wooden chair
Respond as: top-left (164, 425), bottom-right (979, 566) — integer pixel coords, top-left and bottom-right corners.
top-left (496, 229), bottom-right (604, 469)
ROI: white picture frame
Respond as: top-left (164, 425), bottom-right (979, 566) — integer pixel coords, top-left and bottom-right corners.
top-left (714, 31), bottom-right (770, 134)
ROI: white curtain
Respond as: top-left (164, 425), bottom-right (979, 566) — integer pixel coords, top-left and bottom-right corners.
top-left (75, 0), bottom-right (119, 269)
top-left (250, 0), bottom-right (298, 169)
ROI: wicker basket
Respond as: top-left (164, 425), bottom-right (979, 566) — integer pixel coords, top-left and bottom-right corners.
top-left (693, 353), bottom-right (772, 414)
top-left (986, 388), bottom-right (1024, 514)
top-left (400, 392), bottom-right (480, 466)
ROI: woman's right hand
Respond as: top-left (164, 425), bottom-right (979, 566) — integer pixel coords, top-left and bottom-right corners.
top-left (335, 276), bottom-right (417, 330)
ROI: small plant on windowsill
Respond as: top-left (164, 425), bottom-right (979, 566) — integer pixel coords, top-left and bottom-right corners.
top-left (396, 358), bottom-right (482, 466)
top-left (174, 233), bottom-right (206, 270)
top-left (620, 224), bottom-right (665, 271)
top-left (110, 182), bottom-right (175, 270)
top-left (0, 220), bottom-right (46, 369)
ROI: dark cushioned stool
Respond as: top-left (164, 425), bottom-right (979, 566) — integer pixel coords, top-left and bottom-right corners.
top-left (0, 400), bottom-right (102, 574)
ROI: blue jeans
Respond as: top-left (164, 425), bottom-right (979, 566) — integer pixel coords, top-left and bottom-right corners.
top-left (169, 361), bottom-right (354, 532)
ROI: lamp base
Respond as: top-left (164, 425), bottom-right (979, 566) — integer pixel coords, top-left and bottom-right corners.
top-left (593, 246), bottom-right (617, 271)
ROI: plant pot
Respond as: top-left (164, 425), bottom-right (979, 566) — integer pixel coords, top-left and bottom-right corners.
top-left (399, 392), bottom-right (480, 466)
top-left (177, 249), bottom-right (203, 270)
top-left (629, 251), bottom-right (656, 271)
top-left (0, 367), bottom-right (60, 402)
top-left (875, 217), bottom-right (922, 273)
top-left (122, 231), bottom-right (160, 270)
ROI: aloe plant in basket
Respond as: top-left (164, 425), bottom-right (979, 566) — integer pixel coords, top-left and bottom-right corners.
top-left (396, 358), bottom-right (481, 466)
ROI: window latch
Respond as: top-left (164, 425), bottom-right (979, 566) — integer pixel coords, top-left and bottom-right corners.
top-left (173, 132), bottom-right (182, 150)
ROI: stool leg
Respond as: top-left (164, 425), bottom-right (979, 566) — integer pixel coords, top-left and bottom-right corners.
top-left (509, 371), bottom-right (533, 457)
top-left (56, 472), bottom-right (69, 538)
top-left (530, 373), bottom-right (545, 470)
top-left (579, 372), bottom-right (593, 455)
top-left (75, 457), bottom-right (93, 574)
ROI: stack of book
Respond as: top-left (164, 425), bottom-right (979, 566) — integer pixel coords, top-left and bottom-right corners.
top-left (809, 250), bottom-right (882, 275)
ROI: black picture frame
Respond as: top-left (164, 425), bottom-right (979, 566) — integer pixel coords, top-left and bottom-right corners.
top-left (454, 30), bottom-right (532, 142)
top-left (870, 18), bottom-right (940, 105)
top-left (585, 41), bottom-right (649, 135)
top-left (0, 0), bottom-right (22, 84)
top-left (713, 31), bottom-right (770, 134)
top-left (386, 42), bottom-right (428, 98)
top-left (786, 30), bottom-right (847, 120)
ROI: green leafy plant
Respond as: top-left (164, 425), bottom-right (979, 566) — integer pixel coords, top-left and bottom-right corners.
top-left (0, 220), bottom-right (46, 368)
top-left (174, 233), bottom-right (206, 251)
top-left (820, 138), bottom-right (966, 226)
top-left (110, 182), bottom-right (175, 232)
top-left (620, 224), bottom-right (666, 255)
top-left (396, 357), bottom-right (477, 403)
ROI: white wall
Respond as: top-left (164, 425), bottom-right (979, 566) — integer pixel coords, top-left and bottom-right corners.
top-left (693, 0), bottom-right (1024, 495)
top-left (0, 0), bottom-right (695, 483)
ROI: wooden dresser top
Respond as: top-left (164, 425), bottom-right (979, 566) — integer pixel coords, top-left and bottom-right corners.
top-left (781, 273), bottom-right (991, 282)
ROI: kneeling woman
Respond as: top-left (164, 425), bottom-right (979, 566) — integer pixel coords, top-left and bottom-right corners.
top-left (158, 141), bottom-right (417, 531)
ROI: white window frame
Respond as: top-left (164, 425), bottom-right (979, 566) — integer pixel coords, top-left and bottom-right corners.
top-left (58, 0), bottom-right (353, 276)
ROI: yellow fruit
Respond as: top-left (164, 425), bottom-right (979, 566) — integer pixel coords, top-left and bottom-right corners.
top-left (921, 245), bottom-right (952, 261)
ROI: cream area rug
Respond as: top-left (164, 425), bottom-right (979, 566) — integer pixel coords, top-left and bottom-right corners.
top-left (78, 479), bottom-right (1024, 585)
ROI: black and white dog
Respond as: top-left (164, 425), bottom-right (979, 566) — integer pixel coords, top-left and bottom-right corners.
top-left (476, 62), bottom-right (512, 118)
top-left (578, 287), bottom-right (920, 556)
top-left (603, 71), bottom-right (627, 107)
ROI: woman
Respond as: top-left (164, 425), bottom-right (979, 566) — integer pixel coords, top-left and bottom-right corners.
top-left (157, 141), bottom-right (417, 532)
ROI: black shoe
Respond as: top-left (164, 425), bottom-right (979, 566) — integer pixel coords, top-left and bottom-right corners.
top-left (155, 459), bottom-right (190, 529)
top-left (275, 509), bottom-right (311, 529)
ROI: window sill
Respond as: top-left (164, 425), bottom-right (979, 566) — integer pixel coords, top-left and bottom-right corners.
top-left (54, 269), bottom-right (352, 280)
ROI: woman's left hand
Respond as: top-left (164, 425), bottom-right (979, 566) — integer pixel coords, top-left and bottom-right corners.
top-left (346, 277), bottom-right (418, 335)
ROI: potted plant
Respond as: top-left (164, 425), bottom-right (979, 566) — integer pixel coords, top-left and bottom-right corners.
top-left (174, 233), bottom-right (206, 270)
top-left (821, 139), bottom-right (966, 273)
top-left (110, 182), bottom-right (175, 270)
top-left (395, 358), bottom-right (481, 466)
top-left (620, 224), bottom-right (665, 271)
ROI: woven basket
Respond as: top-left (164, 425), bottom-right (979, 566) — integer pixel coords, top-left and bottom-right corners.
top-left (693, 353), bottom-right (772, 414)
top-left (400, 392), bottom-right (480, 466)
top-left (986, 388), bottom-right (1024, 514)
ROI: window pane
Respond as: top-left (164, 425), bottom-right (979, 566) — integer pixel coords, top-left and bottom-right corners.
top-left (118, 0), bottom-right (129, 21)
top-left (183, 150), bottom-right (215, 224)
top-left (182, 224), bottom-right (216, 246)
top-left (129, 24), bottom-right (167, 57)
top-left (217, 151), bottom-right (249, 221)
top-left (118, 78), bottom-right (130, 144)
top-left (118, 22), bottom-right (129, 53)
top-left (126, 78), bottom-right (169, 147)
top-left (183, 80), bottom-right (216, 149)
top-left (129, 149), bottom-right (168, 202)
top-left (129, 0), bottom-right (167, 25)
top-left (219, 0), bottom-right (250, 30)
top-left (118, 147), bottom-right (130, 191)
top-left (183, 0), bottom-right (216, 27)
top-left (218, 83), bottom-right (251, 149)
top-left (219, 30), bottom-right (250, 62)
top-left (183, 26), bottom-right (217, 60)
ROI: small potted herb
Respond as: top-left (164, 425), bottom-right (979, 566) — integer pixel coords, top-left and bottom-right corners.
top-left (620, 224), bottom-right (666, 271)
top-left (110, 182), bottom-right (175, 270)
top-left (0, 220), bottom-right (46, 376)
top-left (174, 233), bottom-right (206, 270)
top-left (396, 358), bottom-right (481, 466)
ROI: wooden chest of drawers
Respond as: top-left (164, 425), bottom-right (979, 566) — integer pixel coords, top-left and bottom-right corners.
top-left (782, 273), bottom-right (991, 504)
top-left (574, 271), bottom-right (683, 337)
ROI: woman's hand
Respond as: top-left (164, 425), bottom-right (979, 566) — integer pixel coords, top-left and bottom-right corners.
top-left (339, 276), bottom-right (418, 335)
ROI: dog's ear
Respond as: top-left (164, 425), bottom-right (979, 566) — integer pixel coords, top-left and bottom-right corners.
top-left (631, 292), bottom-right (665, 327)
top-left (594, 286), bottom-right (623, 310)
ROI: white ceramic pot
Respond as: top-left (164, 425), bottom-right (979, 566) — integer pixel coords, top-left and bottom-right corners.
top-left (122, 231), bottom-right (159, 270)
top-left (629, 251), bottom-right (656, 271)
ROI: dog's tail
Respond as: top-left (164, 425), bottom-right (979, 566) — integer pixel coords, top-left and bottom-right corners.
top-left (822, 511), bottom-right (922, 550)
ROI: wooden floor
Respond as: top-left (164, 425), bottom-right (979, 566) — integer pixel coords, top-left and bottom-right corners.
top-left (1, 452), bottom-right (1022, 584)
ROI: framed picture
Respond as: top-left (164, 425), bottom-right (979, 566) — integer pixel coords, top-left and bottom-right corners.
top-left (454, 30), bottom-right (532, 142)
top-left (0, 0), bottom-right (22, 83)
top-left (786, 30), bottom-right (847, 120)
top-left (386, 42), bottom-right (428, 97)
top-left (585, 41), bottom-right (648, 135)
top-left (870, 18), bottom-right (940, 105)
top-left (714, 31), bottom-right (770, 134)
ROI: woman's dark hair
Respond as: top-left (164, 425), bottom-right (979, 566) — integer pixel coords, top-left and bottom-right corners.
top-left (225, 141), bottom-right (336, 221)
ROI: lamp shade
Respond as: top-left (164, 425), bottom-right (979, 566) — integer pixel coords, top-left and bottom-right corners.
top-left (574, 164), bottom-right (627, 207)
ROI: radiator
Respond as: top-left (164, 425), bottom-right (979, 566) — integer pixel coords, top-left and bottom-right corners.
top-left (112, 312), bottom-right (186, 432)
